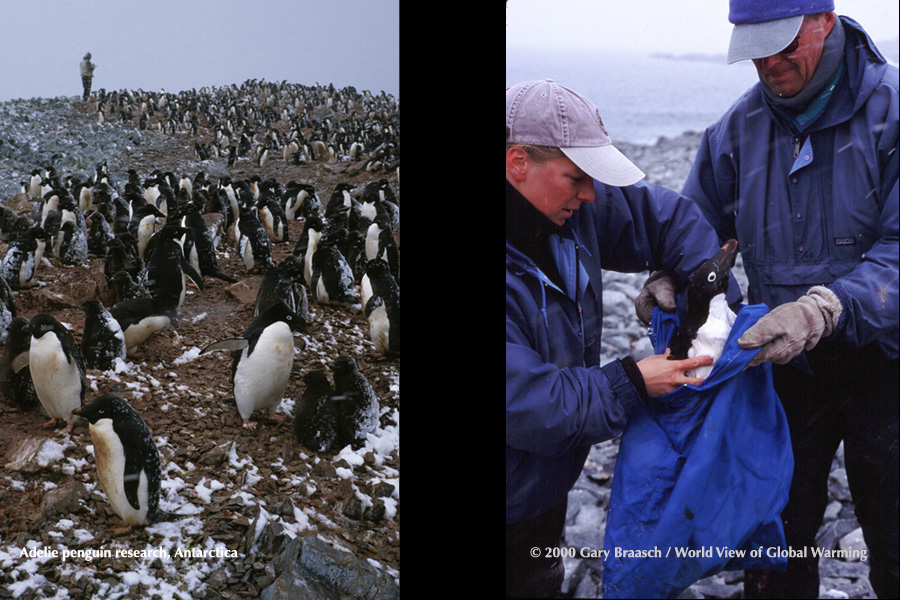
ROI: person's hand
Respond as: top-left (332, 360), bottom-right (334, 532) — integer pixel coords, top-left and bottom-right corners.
top-left (636, 349), bottom-right (714, 397)
top-left (635, 270), bottom-right (677, 326)
top-left (737, 286), bottom-right (842, 367)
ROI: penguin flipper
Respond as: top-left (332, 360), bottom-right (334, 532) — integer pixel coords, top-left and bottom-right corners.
top-left (181, 257), bottom-right (205, 292)
top-left (200, 338), bottom-right (249, 354)
top-left (10, 351), bottom-right (29, 373)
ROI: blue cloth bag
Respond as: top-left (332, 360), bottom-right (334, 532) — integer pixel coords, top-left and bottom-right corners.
top-left (602, 301), bottom-right (794, 599)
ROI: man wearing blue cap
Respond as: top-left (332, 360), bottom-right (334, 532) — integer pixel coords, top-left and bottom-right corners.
top-left (677, 0), bottom-right (898, 597)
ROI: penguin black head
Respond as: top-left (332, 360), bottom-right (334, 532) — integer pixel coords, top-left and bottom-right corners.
top-left (30, 314), bottom-right (66, 339)
top-left (684, 239), bottom-right (738, 307)
top-left (72, 392), bottom-right (129, 424)
top-left (255, 301), bottom-right (305, 333)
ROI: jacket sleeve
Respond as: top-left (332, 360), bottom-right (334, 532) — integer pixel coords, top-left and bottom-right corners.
top-left (592, 179), bottom-right (741, 300)
top-left (828, 176), bottom-right (899, 355)
top-left (506, 302), bottom-right (644, 458)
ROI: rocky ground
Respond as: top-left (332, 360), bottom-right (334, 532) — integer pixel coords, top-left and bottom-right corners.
top-left (558, 133), bottom-right (878, 599)
top-left (0, 92), bottom-right (399, 598)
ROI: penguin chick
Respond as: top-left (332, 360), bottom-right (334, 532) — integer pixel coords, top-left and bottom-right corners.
top-left (0, 317), bottom-right (38, 411)
top-left (667, 239), bottom-right (739, 379)
top-left (72, 393), bottom-right (172, 531)
top-left (332, 355), bottom-right (380, 450)
top-left (201, 302), bottom-right (304, 429)
top-left (27, 314), bottom-right (87, 433)
top-left (80, 299), bottom-right (127, 370)
top-left (0, 225), bottom-right (50, 289)
top-left (294, 370), bottom-right (337, 452)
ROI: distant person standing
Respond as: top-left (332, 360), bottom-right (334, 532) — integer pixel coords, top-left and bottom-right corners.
top-left (80, 52), bottom-right (96, 101)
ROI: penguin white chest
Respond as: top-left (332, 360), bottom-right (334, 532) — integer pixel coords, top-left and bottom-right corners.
top-left (89, 419), bottom-right (150, 525)
top-left (233, 322), bottom-right (294, 419)
top-left (30, 333), bottom-right (81, 422)
top-left (686, 294), bottom-right (737, 379)
top-left (367, 300), bottom-right (390, 355)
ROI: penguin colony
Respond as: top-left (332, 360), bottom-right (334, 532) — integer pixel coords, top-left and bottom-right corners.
top-left (0, 81), bottom-right (399, 530)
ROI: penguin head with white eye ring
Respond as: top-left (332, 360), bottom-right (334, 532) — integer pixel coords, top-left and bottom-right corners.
top-left (72, 393), bottom-right (126, 424)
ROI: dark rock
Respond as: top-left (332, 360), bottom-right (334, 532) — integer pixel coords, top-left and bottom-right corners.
top-left (263, 536), bottom-right (399, 600)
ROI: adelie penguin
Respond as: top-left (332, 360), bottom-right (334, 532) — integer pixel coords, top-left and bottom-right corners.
top-left (201, 302), bottom-right (304, 430)
top-left (364, 259), bottom-right (400, 357)
top-left (332, 355), bottom-right (380, 450)
top-left (0, 317), bottom-right (39, 411)
top-left (72, 393), bottom-right (173, 533)
top-left (19, 314), bottom-right (87, 433)
top-left (667, 239), bottom-right (739, 380)
top-left (0, 225), bottom-right (50, 289)
top-left (294, 370), bottom-right (338, 452)
top-left (80, 299), bottom-right (127, 370)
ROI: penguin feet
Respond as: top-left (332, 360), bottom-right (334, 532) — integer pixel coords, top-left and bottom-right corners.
top-left (242, 419), bottom-right (259, 430)
top-left (267, 409), bottom-right (286, 424)
top-left (109, 523), bottom-right (135, 536)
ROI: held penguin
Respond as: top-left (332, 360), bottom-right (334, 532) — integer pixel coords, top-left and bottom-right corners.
top-left (25, 314), bottom-right (87, 433)
top-left (667, 239), bottom-right (739, 379)
top-left (72, 393), bottom-right (171, 532)
top-left (201, 302), bottom-right (304, 429)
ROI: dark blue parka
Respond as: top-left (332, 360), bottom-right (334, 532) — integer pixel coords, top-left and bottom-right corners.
top-left (506, 178), bottom-right (738, 524)
top-left (682, 17), bottom-right (899, 361)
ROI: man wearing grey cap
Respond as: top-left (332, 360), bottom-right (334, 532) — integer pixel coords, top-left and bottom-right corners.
top-left (506, 79), bottom-right (737, 598)
top-left (679, 0), bottom-right (898, 596)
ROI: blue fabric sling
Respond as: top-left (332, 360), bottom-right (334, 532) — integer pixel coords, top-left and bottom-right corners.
top-left (602, 301), bottom-right (794, 599)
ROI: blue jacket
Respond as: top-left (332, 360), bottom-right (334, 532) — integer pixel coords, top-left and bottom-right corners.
top-left (682, 17), bottom-right (899, 361)
top-left (506, 178), bottom-right (737, 524)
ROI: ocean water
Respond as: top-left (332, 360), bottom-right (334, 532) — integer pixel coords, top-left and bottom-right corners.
top-left (506, 47), bottom-right (760, 145)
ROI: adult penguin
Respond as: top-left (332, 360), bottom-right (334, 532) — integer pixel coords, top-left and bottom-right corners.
top-left (146, 222), bottom-right (204, 316)
top-left (26, 314), bottom-right (87, 433)
top-left (72, 393), bottom-right (173, 532)
top-left (310, 231), bottom-right (360, 306)
top-left (200, 302), bottom-right (303, 430)
top-left (364, 259), bottom-right (400, 357)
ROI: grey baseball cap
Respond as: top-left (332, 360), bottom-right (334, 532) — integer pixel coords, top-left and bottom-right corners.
top-left (506, 79), bottom-right (644, 187)
top-left (727, 15), bottom-right (804, 63)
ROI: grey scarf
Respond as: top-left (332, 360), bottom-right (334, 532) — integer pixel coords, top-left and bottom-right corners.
top-left (762, 16), bottom-right (845, 111)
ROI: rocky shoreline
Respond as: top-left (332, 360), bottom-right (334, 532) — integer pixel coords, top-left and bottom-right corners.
top-left (559, 132), bottom-right (877, 599)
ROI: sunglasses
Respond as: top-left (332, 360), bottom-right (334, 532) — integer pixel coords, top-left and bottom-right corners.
top-left (779, 19), bottom-right (810, 55)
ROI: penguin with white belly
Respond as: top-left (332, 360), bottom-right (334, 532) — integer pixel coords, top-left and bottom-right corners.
top-left (200, 302), bottom-right (304, 430)
top-left (25, 314), bottom-right (87, 433)
top-left (667, 239), bottom-right (739, 380)
top-left (72, 393), bottom-right (172, 532)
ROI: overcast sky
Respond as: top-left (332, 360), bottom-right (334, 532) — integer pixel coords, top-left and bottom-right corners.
top-left (507, 0), bottom-right (899, 54)
top-left (0, 0), bottom-right (399, 102)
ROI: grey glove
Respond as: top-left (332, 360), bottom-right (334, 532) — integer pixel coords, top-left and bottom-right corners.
top-left (635, 270), bottom-right (677, 326)
top-left (737, 286), bottom-right (842, 367)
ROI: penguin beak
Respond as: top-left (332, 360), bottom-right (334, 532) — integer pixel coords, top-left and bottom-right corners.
top-left (713, 239), bottom-right (739, 271)
top-left (72, 406), bottom-right (84, 416)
